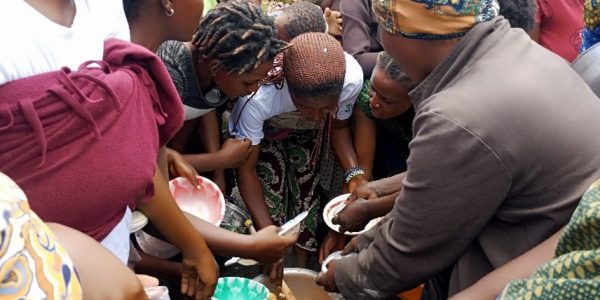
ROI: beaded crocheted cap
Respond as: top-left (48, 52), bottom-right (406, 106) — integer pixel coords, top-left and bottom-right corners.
top-left (283, 32), bottom-right (345, 96)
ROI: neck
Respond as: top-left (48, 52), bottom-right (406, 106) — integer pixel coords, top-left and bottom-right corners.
top-left (192, 49), bottom-right (216, 90)
top-left (412, 38), bottom-right (460, 82)
top-left (128, 10), bottom-right (169, 52)
top-left (25, 0), bottom-right (75, 27)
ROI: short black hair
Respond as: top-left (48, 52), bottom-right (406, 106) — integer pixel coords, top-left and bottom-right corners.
top-left (376, 52), bottom-right (415, 87)
top-left (497, 0), bottom-right (537, 31)
top-left (192, 0), bottom-right (288, 74)
top-left (279, 2), bottom-right (327, 40)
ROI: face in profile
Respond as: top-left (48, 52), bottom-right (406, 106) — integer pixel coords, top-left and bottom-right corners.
top-left (212, 59), bottom-right (275, 98)
top-left (369, 66), bottom-right (412, 119)
top-left (291, 93), bottom-right (339, 121)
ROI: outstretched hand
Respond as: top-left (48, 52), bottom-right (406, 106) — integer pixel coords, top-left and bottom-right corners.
top-left (250, 225), bottom-right (298, 264)
top-left (219, 138), bottom-right (252, 168)
top-left (319, 230), bottom-right (346, 263)
top-left (332, 198), bottom-right (371, 233)
top-left (167, 148), bottom-right (199, 187)
top-left (316, 260), bottom-right (339, 292)
top-left (180, 250), bottom-right (219, 300)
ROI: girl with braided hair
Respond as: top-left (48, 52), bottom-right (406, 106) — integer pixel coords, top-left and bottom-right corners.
top-left (155, 0), bottom-right (285, 181)
top-left (125, 0), bottom-right (298, 285)
top-left (230, 32), bottom-right (364, 265)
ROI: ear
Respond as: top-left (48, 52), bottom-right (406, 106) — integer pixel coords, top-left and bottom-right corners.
top-left (207, 59), bottom-right (222, 76)
top-left (161, 0), bottom-right (175, 11)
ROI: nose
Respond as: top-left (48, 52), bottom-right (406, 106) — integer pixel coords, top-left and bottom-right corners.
top-left (370, 95), bottom-right (380, 110)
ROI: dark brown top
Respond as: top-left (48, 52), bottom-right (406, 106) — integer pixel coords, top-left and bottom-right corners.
top-left (334, 18), bottom-right (600, 298)
top-left (341, 0), bottom-right (383, 78)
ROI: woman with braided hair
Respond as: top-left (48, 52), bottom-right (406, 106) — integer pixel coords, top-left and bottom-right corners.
top-left (230, 32), bottom-right (364, 265)
top-left (155, 0), bottom-right (284, 181)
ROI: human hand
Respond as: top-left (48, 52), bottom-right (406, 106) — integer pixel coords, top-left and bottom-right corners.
top-left (219, 138), bottom-right (252, 168)
top-left (318, 230), bottom-right (346, 263)
top-left (167, 148), bottom-right (199, 187)
top-left (263, 258), bottom-right (285, 287)
top-left (324, 8), bottom-right (343, 37)
top-left (250, 225), bottom-right (297, 264)
top-left (341, 237), bottom-right (359, 255)
top-left (180, 249), bottom-right (219, 300)
top-left (332, 198), bottom-right (371, 233)
top-left (347, 182), bottom-right (378, 202)
top-left (316, 260), bottom-right (339, 292)
top-left (348, 175), bottom-right (368, 194)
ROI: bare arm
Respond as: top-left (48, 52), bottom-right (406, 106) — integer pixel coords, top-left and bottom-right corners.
top-left (235, 145), bottom-right (274, 229)
top-left (352, 106), bottom-right (377, 180)
top-left (367, 172), bottom-right (406, 197)
top-left (137, 169), bottom-right (212, 257)
top-left (48, 223), bottom-right (148, 300)
top-left (138, 167), bottom-right (217, 299)
top-left (450, 229), bottom-right (563, 300)
top-left (332, 118), bottom-right (367, 191)
top-left (196, 111), bottom-right (226, 190)
top-left (183, 138), bottom-right (251, 172)
top-left (365, 191), bottom-right (398, 217)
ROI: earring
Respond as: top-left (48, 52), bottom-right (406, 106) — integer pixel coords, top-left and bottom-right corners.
top-left (165, 8), bottom-right (174, 17)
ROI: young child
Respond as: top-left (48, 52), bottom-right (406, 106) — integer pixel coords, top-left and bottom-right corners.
top-left (230, 33), bottom-right (363, 263)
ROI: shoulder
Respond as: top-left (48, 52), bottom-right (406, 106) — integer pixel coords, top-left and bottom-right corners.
top-left (341, 0), bottom-right (370, 14)
top-left (339, 53), bottom-right (364, 103)
top-left (83, 0), bottom-right (131, 41)
top-left (343, 52), bottom-right (364, 88)
top-left (246, 81), bottom-right (294, 118)
top-left (156, 41), bottom-right (192, 69)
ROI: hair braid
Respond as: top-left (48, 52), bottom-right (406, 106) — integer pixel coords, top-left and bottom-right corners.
top-left (193, 1), bottom-right (288, 75)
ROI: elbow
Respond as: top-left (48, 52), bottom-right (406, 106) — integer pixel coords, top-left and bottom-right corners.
top-left (122, 280), bottom-right (148, 300)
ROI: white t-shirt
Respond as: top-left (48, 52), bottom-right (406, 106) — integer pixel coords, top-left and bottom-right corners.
top-left (229, 52), bottom-right (364, 145)
top-left (0, 0), bottom-right (130, 85)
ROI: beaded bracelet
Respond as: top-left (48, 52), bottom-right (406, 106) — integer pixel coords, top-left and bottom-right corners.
top-left (344, 166), bottom-right (365, 183)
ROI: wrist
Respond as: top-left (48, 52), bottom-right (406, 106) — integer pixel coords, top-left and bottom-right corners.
top-left (215, 150), bottom-right (230, 166)
top-left (360, 199), bottom-right (375, 220)
top-left (180, 236), bottom-right (211, 258)
top-left (344, 166), bottom-right (365, 184)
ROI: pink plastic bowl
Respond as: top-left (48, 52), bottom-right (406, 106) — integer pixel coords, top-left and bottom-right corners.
top-left (168, 176), bottom-right (225, 226)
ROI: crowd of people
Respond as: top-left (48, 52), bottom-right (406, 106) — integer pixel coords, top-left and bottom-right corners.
top-left (1, 0), bottom-right (600, 299)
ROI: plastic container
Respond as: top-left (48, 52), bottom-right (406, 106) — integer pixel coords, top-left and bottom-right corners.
top-left (211, 277), bottom-right (269, 300)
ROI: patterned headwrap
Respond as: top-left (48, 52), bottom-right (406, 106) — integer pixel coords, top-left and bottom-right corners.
top-left (582, 0), bottom-right (600, 52)
top-left (372, 0), bottom-right (499, 39)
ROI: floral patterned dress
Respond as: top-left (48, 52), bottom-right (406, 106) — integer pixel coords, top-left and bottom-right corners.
top-left (0, 172), bottom-right (82, 299)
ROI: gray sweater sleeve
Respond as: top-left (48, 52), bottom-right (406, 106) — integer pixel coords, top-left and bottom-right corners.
top-left (335, 112), bottom-right (511, 299)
